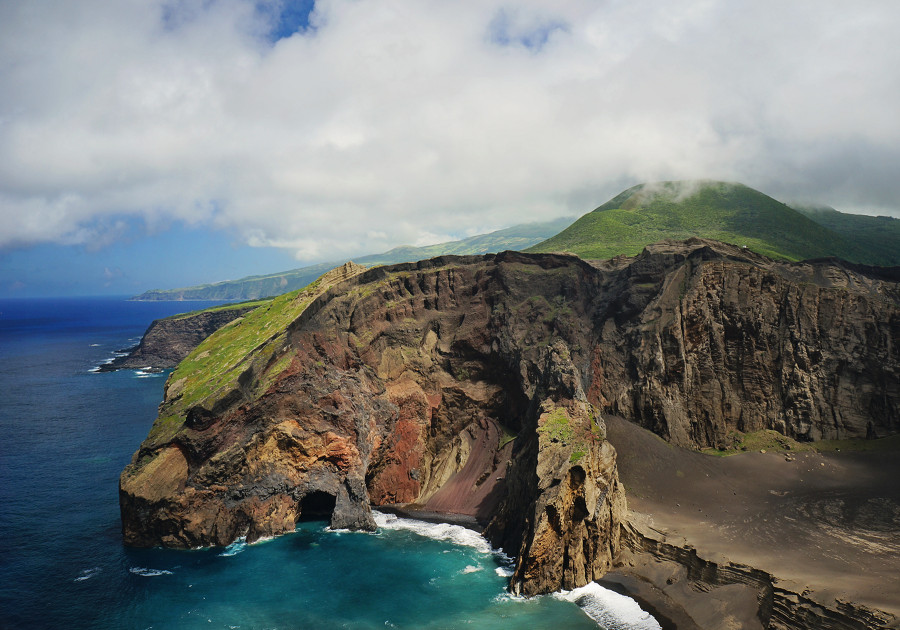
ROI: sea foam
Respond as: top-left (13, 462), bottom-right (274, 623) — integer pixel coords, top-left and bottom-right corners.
top-left (129, 567), bottom-right (174, 577)
top-left (372, 511), bottom-right (495, 555)
top-left (219, 538), bottom-right (248, 557)
top-left (74, 567), bottom-right (101, 582)
top-left (554, 583), bottom-right (662, 630)
top-left (134, 369), bottom-right (164, 378)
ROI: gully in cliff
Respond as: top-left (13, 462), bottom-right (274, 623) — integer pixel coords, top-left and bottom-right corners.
top-left (120, 241), bottom-right (900, 623)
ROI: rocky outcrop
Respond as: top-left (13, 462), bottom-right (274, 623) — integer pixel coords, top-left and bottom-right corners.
top-left (120, 241), bottom-right (900, 598)
top-left (99, 307), bottom-right (260, 371)
top-left (107, 263), bottom-right (368, 372)
top-left (120, 252), bottom-right (628, 595)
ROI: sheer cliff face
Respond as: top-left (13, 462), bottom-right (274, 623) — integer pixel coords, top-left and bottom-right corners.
top-left (120, 241), bottom-right (900, 595)
top-left (591, 242), bottom-right (900, 446)
top-left (102, 307), bottom-right (259, 371)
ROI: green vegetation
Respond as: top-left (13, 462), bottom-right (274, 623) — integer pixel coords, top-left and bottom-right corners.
top-left (147, 277), bottom-right (330, 445)
top-left (163, 298), bottom-right (275, 320)
top-left (498, 425), bottom-right (518, 450)
top-left (539, 407), bottom-right (576, 443)
top-left (792, 204), bottom-right (900, 266)
top-left (538, 405), bottom-right (605, 463)
top-left (701, 428), bottom-right (900, 457)
top-left (528, 180), bottom-right (899, 265)
top-left (132, 217), bottom-right (573, 301)
top-left (815, 433), bottom-right (900, 452)
top-left (701, 429), bottom-right (815, 456)
top-left (172, 282), bottom-right (320, 408)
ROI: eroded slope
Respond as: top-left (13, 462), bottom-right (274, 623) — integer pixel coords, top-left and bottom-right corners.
top-left (120, 241), bottom-right (900, 599)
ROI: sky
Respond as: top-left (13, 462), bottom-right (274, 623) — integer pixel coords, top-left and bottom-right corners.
top-left (1, 0), bottom-right (899, 297)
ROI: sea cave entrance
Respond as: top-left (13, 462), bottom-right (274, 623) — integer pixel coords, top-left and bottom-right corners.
top-left (298, 491), bottom-right (337, 522)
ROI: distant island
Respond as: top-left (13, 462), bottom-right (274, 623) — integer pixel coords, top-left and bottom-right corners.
top-left (130, 217), bottom-right (573, 301)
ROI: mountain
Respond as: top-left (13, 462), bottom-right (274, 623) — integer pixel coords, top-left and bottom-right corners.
top-left (120, 239), bottom-right (900, 626)
top-left (792, 203), bottom-right (900, 266)
top-left (131, 217), bottom-right (573, 301)
top-left (528, 180), bottom-right (899, 264)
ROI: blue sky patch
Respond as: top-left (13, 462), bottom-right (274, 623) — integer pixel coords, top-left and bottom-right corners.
top-left (0, 218), bottom-right (300, 298)
top-left (257, 0), bottom-right (316, 42)
top-left (488, 10), bottom-right (568, 52)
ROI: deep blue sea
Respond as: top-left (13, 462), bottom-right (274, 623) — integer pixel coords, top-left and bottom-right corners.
top-left (0, 297), bottom-right (660, 629)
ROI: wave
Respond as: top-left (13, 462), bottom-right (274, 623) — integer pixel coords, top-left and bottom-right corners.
top-left (347, 512), bottom-right (657, 629)
top-left (372, 511), bottom-right (497, 556)
top-left (554, 583), bottom-right (661, 630)
top-left (218, 534), bottom-right (278, 556)
top-left (134, 370), bottom-right (164, 378)
top-left (74, 567), bottom-right (101, 582)
top-left (129, 567), bottom-right (174, 577)
top-left (88, 356), bottom-right (115, 372)
top-left (219, 537), bottom-right (248, 557)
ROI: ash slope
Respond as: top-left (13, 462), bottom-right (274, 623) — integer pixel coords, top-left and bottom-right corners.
top-left (121, 239), bottom-right (900, 600)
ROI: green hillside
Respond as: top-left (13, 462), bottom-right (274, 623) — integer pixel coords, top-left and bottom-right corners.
top-left (792, 204), bottom-right (900, 266)
top-left (132, 217), bottom-right (572, 301)
top-left (528, 180), bottom-right (893, 264)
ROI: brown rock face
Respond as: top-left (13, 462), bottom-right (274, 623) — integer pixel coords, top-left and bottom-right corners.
top-left (590, 241), bottom-right (900, 446)
top-left (99, 307), bottom-right (259, 371)
top-left (120, 241), bottom-right (900, 596)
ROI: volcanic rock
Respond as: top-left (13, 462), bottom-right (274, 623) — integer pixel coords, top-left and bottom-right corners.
top-left (120, 240), bottom-right (900, 599)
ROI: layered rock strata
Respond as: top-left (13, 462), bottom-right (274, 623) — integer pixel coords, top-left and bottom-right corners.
top-left (589, 241), bottom-right (900, 446)
top-left (620, 523), bottom-right (898, 630)
top-left (121, 240), bottom-right (900, 598)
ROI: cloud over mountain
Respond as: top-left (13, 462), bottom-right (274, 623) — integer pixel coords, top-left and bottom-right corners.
top-left (2, 0), bottom-right (898, 260)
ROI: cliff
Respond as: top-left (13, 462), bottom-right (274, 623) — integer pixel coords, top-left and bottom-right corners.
top-left (120, 240), bottom-right (900, 602)
top-left (98, 305), bottom-right (264, 371)
top-left (592, 240), bottom-right (900, 445)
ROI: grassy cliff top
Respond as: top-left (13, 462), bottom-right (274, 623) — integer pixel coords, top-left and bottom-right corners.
top-left (162, 298), bottom-right (275, 321)
top-left (145, 264), bottom-right (364, 446)
top-left (528, 181), bottom-right (892, 264)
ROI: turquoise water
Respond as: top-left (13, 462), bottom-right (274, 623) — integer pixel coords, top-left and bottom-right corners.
top-left (0, 297), bottom-right (659, 629)
top-left (102, 516), bottom-right (603, 629)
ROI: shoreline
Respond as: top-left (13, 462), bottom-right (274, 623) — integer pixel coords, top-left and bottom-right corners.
top-left (376, 413), bottom-right (900, 629)
top-left (374, 504), bottom-right (485, 532)
top-left (374, 504), bottom-right (685, 629)
top-left (597, 573), bottom-right (695, 630)
top-left (605, 415), bottom-right (900, 629)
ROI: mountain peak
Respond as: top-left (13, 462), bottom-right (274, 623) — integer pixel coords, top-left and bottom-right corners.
top-left (528, 180), bottom-right (887, 263)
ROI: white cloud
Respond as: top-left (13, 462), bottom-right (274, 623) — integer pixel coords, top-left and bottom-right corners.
top-left (1, 0), bottom-right (898, 261)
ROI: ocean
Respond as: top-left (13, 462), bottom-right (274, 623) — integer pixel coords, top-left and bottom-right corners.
top-left (0, 297), bottom-right (660, 629)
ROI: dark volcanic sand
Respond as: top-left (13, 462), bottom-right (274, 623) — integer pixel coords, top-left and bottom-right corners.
top-left (603, 415), bottom-right (900, 625)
